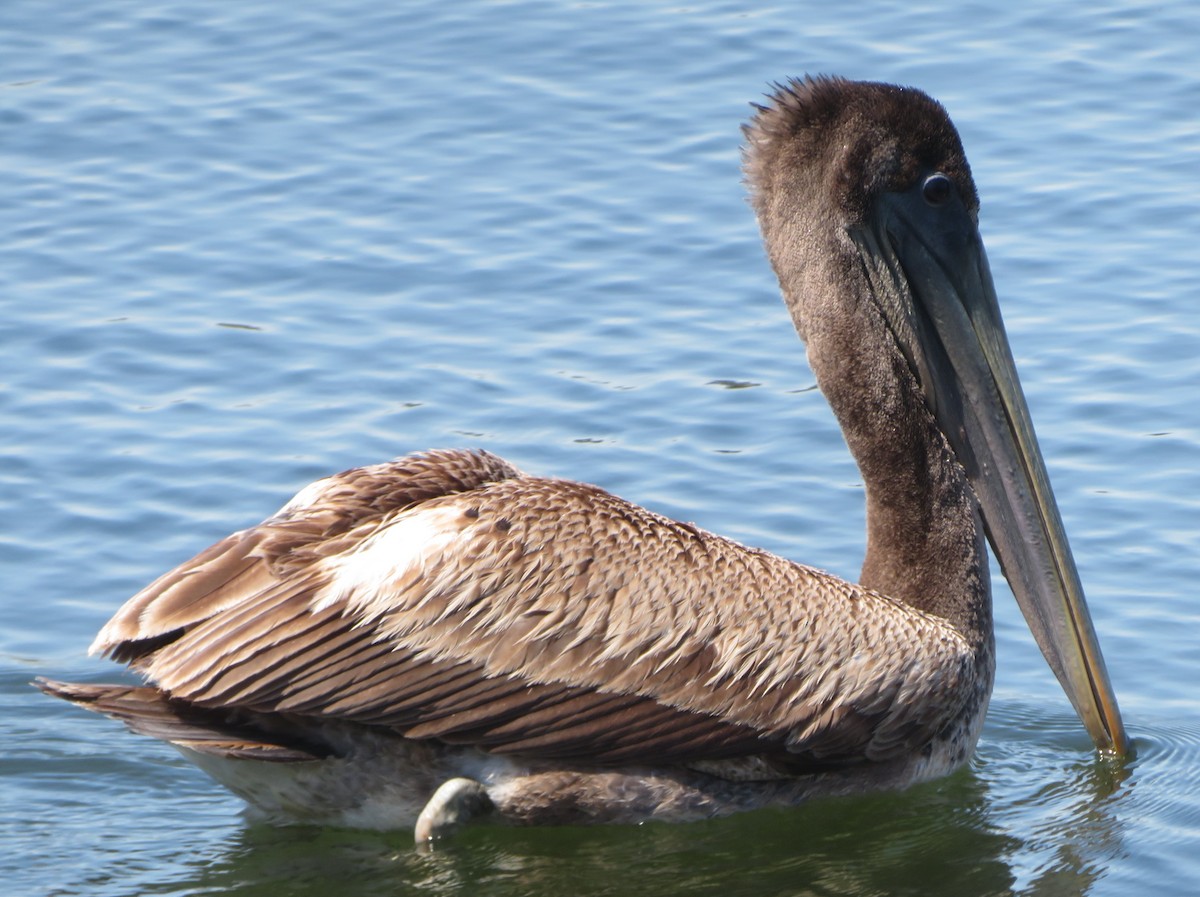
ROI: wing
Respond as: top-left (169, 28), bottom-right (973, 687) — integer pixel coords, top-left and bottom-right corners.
top-left (89, 448), bottom-right (978, 771)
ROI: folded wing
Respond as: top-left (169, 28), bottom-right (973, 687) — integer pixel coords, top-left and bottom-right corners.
top-left (86, 449), bottom-right (977, 772)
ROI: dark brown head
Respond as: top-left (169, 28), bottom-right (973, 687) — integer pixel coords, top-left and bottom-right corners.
top-left (743, 78), bottom-right (983, 349)
top-left (744, 76), bottom-right (977, 234)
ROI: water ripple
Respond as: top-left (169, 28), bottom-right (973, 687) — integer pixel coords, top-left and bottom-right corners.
top-left (4, 1), bottom-right (1198, 895)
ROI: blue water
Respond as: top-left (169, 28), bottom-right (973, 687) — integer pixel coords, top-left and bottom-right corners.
top-left (3, 1), bottom-right (1198, 895)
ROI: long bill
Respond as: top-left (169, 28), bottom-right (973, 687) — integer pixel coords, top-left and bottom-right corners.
top-left (857, 189), bottom-right (1129, 757)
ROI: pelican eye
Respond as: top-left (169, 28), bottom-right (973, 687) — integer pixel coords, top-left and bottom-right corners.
top-left (922, 172), bottom-right (953, 206)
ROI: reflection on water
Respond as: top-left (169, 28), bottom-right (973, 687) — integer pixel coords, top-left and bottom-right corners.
top-left (132, 738), bottom-right (1135, 897)
top-left (980, 704), bottom-right (1134, 897)
top-left (1006, 761), bottom-right (1130, 897)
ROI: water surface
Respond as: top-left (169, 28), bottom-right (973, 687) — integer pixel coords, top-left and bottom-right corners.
top-left (3, 2), bottom-right (1199, 895)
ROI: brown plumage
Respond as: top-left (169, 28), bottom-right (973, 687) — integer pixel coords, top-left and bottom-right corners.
top-left (59, 447), bottom-right (976, 768)
top-left (39, 76), bottom-right (1125, 838)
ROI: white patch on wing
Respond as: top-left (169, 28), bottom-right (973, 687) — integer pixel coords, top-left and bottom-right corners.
top-left (312, 504), bottom-right (469, 614)
top-left (277, 476), bottom-right (339, 516)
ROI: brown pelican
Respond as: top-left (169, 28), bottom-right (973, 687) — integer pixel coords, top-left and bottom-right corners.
top-left (38, 76), bottom-right (1128, 842)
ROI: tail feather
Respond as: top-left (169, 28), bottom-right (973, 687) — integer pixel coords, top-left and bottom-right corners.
top-left (35, 678), bottom-right (329, 762)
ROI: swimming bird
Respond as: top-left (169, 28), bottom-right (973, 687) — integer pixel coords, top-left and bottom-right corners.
top-left (38, 76), bottom-right (1128, 842)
